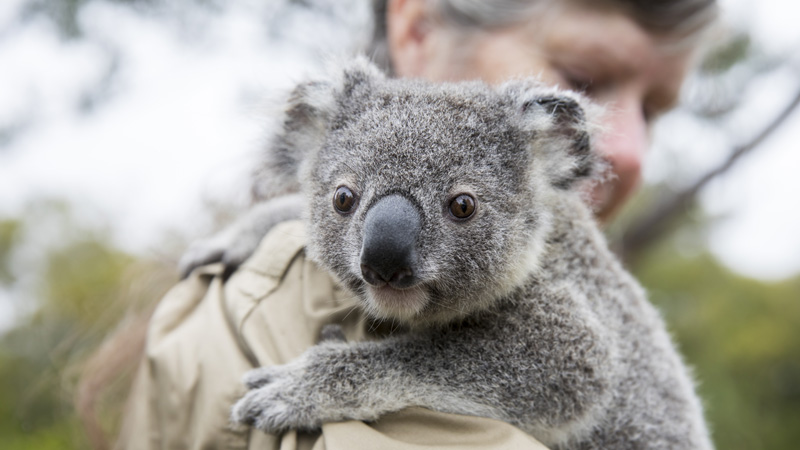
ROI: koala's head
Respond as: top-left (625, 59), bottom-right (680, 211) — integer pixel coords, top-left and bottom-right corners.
top-left (267, 58), bottom-right (597, 326)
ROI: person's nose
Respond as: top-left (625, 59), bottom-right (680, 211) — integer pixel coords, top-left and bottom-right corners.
top-left (592, 95), bottom-right (649, 220)
top-left (598, 96), bottom-right (647, 182)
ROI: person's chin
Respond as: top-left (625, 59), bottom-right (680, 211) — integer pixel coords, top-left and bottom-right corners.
top-left (589, 177), bottom-right (639, 223)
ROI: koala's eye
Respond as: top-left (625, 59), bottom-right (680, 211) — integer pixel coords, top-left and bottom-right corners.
top-left (333, 186), bottom-right (357, 214)
top-left (449, 194), bottom-right (476, 220)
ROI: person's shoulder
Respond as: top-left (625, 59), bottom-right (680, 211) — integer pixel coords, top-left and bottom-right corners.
top-left (226, 219), bottom-right (359, 366)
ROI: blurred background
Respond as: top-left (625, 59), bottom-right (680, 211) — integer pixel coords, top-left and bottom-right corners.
top-left (1, 0), bottom-right (798, 448)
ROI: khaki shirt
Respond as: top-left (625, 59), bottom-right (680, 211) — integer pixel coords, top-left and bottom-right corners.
top-left (120, 221), bottom-right (549, 450)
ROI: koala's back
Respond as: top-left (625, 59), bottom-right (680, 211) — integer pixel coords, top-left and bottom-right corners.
top-left (471, 197), bottom-right (712, 448)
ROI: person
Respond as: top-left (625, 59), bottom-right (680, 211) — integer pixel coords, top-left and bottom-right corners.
top-left (116, 0), bottom-right (718, 449)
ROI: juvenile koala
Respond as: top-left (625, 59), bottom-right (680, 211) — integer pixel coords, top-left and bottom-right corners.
top-left (223, 59), bottom-right (712, 449)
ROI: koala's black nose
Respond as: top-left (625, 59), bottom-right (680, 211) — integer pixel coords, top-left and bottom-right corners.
top-left (360, 195), bottom-right (420, 289)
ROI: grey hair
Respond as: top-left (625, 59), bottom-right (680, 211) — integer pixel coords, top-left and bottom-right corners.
top-left (367, 0), bottom-right (718, 74)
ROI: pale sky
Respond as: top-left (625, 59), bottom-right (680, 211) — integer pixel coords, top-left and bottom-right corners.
top-left (0, 0), bottom-right (799, 295)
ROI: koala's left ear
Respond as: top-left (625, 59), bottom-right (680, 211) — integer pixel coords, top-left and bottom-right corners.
top-left (252, 57), bottom-right (386, 200)
top-left (507, 82), bottom-right (598, 190)
top-left (251, 77), bottom-right (340, 200)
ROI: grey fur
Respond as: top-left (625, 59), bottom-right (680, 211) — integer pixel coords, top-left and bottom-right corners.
top-left (229, 58), bottom-right (712, 449)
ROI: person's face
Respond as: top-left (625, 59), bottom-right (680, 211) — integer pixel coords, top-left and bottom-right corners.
top-left (388, 0), bottom-right (695, 221)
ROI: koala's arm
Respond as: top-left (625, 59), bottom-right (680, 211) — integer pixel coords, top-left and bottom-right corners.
top-left (231, 299), bottom-right (613, 442)
top-left (178, 193), bottom-right (304, 279)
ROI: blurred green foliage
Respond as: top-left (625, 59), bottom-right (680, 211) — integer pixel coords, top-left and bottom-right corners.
top-left (0, 200), bottom-right (175, 449)
top-left (0, 219), bottom-right (21, 285)
top-left (634, 242), bottom-right (800, 450)
top-left (700, 32), bottom-right (752, 74)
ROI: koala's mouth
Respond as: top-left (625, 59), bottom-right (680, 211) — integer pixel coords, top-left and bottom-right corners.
top-left (364, 284), bottom-right (428, 321)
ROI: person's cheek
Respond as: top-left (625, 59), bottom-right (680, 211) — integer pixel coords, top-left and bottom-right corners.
top-left (592, 98), bottom-right (648, 221)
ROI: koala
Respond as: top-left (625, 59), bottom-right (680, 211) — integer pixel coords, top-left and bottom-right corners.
top-left (179, 194), bottom-right (304, 279)
top-left (221, 59), bottom-right (712, 449)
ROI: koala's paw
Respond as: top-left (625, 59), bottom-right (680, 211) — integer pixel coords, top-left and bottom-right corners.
top-left (178, 230), bottom-right (261, 280)
top-left (319, 324), bottom-right (347, 343)
top-left (220, 234), bottom-right (264, 279)
top-left (242, 365), bottom-right (281, 389)
top-left (178, 239), bottom-right (224, 279)
top-left (232, 365), bottom-right (322, 434)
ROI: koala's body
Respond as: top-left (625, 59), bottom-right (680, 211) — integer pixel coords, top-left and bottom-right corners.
top-left (225, 59), bottom-right (712, 449)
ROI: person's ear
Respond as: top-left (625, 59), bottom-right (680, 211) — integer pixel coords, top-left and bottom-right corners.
top-left (387, 0), bottom-right (433, 77)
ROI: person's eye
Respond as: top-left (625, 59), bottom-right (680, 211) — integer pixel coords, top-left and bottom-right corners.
top-left (642, 104), bottom-right (654, 124)
top-left (642, 92), bottom-right (679, 125)
top-left (560, 70), bottom-right (594, 94)
top-left (642, 97), bottom-right (670, 124)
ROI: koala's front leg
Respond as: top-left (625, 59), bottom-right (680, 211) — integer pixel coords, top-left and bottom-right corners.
top-left (231, 338), bottom-right (405, 433)
top-left (232, 314), bottom-right (611, 438)
top-left (231, 338), bottom-right (497, 435)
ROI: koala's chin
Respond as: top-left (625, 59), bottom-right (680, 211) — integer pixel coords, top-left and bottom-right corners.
top-left (363, 284), bottom-right (429, 323)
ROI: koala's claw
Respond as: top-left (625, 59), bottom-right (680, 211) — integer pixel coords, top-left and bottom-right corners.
top-left (178, 243), bottom-right (225, 279)
top-left (179, 195), bottom-right (305, 280)
top-left (232, 368), bottom-right (322, 434)
top-left (242, 366), bottom-right (279, 389)
top-left (178, 229), bottom-right (259, 280)
top-left (232, 384), bottom-right (295, 432)
top-left (230, 390), bottom-right (258, 427)
top-left (319, 324), bottom-right (347, 343)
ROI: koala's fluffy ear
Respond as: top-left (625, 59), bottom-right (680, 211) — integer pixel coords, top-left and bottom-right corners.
top-left (251, 57), bottom-right (385, 200)
top-left (251, 79), bottom-right (339, 199)
top-left (340, 56), bottom-right (386, 96)
top-left (506, 81), bottom-right (598, 190)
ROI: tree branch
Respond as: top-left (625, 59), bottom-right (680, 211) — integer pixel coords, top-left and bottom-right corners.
top-left (618, 87), bottom-right (800, 262)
